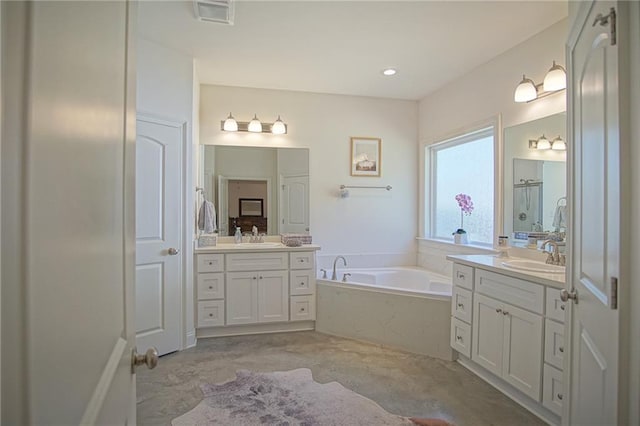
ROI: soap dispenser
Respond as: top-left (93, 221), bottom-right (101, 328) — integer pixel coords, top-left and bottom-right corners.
top-left (234, 227), bottom-right (242, 244)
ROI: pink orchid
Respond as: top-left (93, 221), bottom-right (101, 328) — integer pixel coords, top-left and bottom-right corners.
top-left (454, 193), bottom-right (474, 233)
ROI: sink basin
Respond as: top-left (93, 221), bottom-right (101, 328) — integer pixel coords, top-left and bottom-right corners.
top-left (502, 260), bottom-right (565, 274)
top-left (233, 242), bottom-right (283, 249)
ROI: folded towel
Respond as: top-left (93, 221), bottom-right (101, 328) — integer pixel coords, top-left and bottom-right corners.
top-left (552, 205), bottom-right (567, 230)
top-left (198, 200), bottom-right (217, 234)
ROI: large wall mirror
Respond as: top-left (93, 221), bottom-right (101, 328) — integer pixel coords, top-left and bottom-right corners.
top-left (200, 146), bottom-right (310, 236)
top-left (503, 113), bottom-right (566, 248)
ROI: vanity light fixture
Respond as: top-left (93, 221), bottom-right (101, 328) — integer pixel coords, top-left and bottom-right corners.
top-left (528, 134), bottom-right (551, 150)
top-left (551, 136), bottom-right (566, 151)
top-left (514, 60), bottom-right (567, 103)
top-left (220, 114), bottom-right (288, 134)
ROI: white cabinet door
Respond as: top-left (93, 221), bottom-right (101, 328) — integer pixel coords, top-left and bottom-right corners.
top-left (501, 303), bottom-right (543, 400)
top-left (472, 293), bottom-right (504, 376)
top-left (258, 270), bottom-right (289, 323)
top-left (226, 272), bottom-right (258, 325)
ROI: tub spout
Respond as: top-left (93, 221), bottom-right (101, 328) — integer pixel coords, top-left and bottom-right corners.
top-left (331, 256), bottom-right (347, 280)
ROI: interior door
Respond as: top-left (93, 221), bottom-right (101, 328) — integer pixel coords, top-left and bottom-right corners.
top-left (567, 1), bottom-right (620, 424)
top-left (136, 115), bottom-right (183, 356)
top-left (1, 1), bottom-right (142, 423)
top-left (280, 175), bottom-right (310, 234)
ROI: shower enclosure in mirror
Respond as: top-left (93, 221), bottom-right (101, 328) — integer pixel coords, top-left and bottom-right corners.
top-left (200, 146), bottom-right (310, 236)
top-left (503, 113), bottom-right (566, 248)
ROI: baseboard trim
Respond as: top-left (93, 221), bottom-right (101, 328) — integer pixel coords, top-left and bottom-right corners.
top-left (457, 356), bottom-right (560, 426)
top-left (196, 321), bottom-right (315, 338)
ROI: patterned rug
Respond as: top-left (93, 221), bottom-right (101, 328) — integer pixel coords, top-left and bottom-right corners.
top-left (171, 368), bottom-right (418, 425)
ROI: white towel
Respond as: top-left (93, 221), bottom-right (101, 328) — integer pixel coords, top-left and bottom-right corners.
top-left (198, 200), bottom-right (217, 234)
top-left (552, 205), bottom-right (567, 230)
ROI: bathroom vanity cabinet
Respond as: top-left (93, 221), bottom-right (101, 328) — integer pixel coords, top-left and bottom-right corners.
top-left (195, 244), bottom-right (320, 338)
top-left (448, 255), bottom-right (566, 425)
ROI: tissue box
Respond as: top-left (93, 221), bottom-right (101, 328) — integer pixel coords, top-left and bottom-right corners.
top-left (280, 233), bottom-right (312, 246)
top-left (198, 234), bottom-right (217, 247)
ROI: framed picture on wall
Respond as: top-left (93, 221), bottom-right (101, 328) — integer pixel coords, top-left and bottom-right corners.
top-left (239, 198), bottom-right (264, 217)
top-left (350, 137), bottom-right (382, 177)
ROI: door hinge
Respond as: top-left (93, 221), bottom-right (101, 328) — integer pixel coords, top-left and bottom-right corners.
top-left (610, 277), bottom-right (618, 310)
top-left (592, 7), bottom-right (616, 45)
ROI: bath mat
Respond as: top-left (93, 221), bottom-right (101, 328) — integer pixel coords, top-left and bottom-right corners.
top-left (171, 368), bottom-right (451, 426)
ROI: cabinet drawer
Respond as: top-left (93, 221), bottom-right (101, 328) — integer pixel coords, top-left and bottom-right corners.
top-left (542, 363), bottom-right (564, 417)
top-left (197, 273), bottom-right (225, 300)
top-left (475, 269), bottom-right (544, 314)
top-left (226, 252), bottom-right (288, 272)
top-left (290, 270), bottom-right (315, 296)
top-left (197, 254), bottom-right (224, 273)
top-left (290, 251), bottom-right (315, 270)
top-left (546, 290), bottom-right (567, 322)
top-left (197, 300), bottom-right (225, 327)
top-left (290, 295), bottom-right (315, 321)
top-left (544, 319), bottom-right (565, 370)
top-left (452, 286), bottom-right (473, 323)
top-left (450, 317), bottom-right (471, 358)
top-left (453, 263), bottom-right (474, 290)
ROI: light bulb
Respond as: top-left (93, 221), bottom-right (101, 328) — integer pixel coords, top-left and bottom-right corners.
top-left (271, 115), bottom-right (286, 135)
top-left (551, 136), bottom-right (566, 150)
top-left (514, 75), bottom-right (537, 102)
top-left (382, 68), bottom-right (397, 76)
top-left (543, 61), bottom-right (566, 92)
top-left (536, 135), bottom-right (551, 150)
top-left (248, 114), bottom-right (262, 133)
top-left (222, 113), bottom-right (238, 132)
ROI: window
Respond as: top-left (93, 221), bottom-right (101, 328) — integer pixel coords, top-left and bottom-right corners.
top-left (427, 126), bottom-right (495, 245)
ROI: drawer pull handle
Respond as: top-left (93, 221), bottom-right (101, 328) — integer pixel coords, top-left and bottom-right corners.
top-left (557, 393), bottom-right (563, 401)
top-left (496, 308), bottom-right (502, 313)
top-left (301, 308), bottom-right (305, 312)
top-left (458, 273), bottom-right (465, 279)
top-left (208, 262), bottom-right (213, 265)
top-left (259, 276), bottom-right (263, 279)
top-left (559, 347), bottom-right (564, 353)
top-left (209, 286), bottom-right (213, 289)
top-left (300, 282), bottom-right (305, 286)
top-left (456, 335), bottom-right (462, 341)
top-left (253, 277), bottom-right (257, 280)
top-left (560, 304), bottom-right (566, 311)
top-left (299, 259), bottom-right (305, 262)
top-left (502, 311), bottom-right (509, 316)
top-left (209, 313), bottom-right (213, 317)
top-left (457, 303), bottom-right (464, 308)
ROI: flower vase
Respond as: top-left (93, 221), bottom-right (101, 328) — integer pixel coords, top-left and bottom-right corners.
top-left (454, 233), bottom-right (469, 245)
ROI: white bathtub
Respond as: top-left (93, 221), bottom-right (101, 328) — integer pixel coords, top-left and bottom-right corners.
top-left (321, 267), bottom-right (452, 298)
top-left (316, 266), bottom-right (454, 360)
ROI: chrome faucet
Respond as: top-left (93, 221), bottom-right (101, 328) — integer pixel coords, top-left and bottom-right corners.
top-left (331, 256), bottom-right (347, 280)
top-left (541, 239), bottom-right (565, 266)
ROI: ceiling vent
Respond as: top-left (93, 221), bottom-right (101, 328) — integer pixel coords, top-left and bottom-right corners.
top-left (194, 0), bottom-right (234, 25)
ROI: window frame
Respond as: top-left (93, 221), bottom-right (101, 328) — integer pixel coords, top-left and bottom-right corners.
top-left (421, 116), bottom-right (502, 247)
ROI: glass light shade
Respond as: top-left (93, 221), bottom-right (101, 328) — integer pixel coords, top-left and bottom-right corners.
top-left (543, 61), bottom-right (566, 91)
top-left (536, 135), bottom-right (551, 150)
top-left (222, 113), bottom-right (238, 132)
top-left (551, 136), bottom-right (566, 150)
top-left (271, 115), bottom-right (286, 135)
top-left (514, 75), bottom-right (537, 102)
top-left (248, 114), bottom-right (263, 133)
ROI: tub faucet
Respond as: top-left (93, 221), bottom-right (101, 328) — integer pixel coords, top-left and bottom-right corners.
top-left (332, 256), bottom-right (347, 280)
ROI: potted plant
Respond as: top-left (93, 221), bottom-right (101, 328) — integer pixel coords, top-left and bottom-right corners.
top-left (453, 193), bottom-right (474, 244)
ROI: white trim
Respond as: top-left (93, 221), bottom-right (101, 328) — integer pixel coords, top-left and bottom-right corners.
top-left (196, 321), bottom-right (315, 338)
top-left (186, 330), bottom-right (197, 349)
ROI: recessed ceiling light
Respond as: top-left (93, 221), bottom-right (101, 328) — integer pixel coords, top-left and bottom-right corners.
top-left (382, 68), bottom-right (397, 76)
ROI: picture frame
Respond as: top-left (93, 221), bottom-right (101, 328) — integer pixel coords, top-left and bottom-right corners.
top-left (350, 137), bottom-right (381, 177)
top-left (239, 198), bottom-right (264, 217)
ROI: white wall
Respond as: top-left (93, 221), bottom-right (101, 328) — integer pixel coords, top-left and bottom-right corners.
top-left (200, 85), bottom-right (419, 267)
top-left (416, 19), bottom-right (568, 269)
top-left (137, 37), bottom-right (196, 348)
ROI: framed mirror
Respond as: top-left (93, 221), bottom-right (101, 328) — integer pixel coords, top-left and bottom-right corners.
top-left (503, 113), bottom-right (566, 248)
top-left (201, 146), bottom-right (310, 236)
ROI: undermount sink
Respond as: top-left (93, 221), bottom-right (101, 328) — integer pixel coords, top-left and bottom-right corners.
top-left (501, 259), bottom-right (565, 274)
top-left (233, 242), bottom-right (283, 249)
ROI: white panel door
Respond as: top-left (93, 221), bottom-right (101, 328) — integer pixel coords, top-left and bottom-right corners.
top-left (471, 294), bottom-right (504, 376)
top-left (567, 1), bottom-right (620, 424)
top-left (136, 115), bottom-right (183, 356)
top-left (1, 1), bottom-right (139, 423)
top-left (280, 175), bottom-right (309, 234)
top-left (226, 272), bottom-right (258, 324)
top-left (258, 270), bottom-right (289, 323)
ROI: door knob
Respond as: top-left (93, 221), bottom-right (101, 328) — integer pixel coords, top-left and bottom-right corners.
top-left (131, 347), bottom-right (158, 372)
top-left (560, 288), bottom-right (578, 303)
top-left (168, 247), bottom-right (180, 255)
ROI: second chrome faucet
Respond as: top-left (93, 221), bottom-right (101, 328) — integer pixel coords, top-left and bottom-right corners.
top-left (332, 256), bottom-right (347, 280)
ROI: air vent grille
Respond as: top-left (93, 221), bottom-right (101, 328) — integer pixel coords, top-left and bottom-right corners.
top-left (194, 0), bottom-right (234, 25)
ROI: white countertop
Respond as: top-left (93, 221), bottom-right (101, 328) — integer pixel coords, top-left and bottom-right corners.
top-left (195, 243), bottom-right (321, 254)
top-left (446, 254), bottom-right (566, 289)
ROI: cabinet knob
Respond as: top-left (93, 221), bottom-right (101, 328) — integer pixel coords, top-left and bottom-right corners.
top-left (252, 276), bottom-right (257, 280)
top-left (496, 308), bottom-right (502, 313)
top-left (457, 303), bottom-right (464, 308)
top-left (301, 308), bottom-right (305, 312)
top-left (209, 313), bottom-right (213, 317)
top-left (502, 311), bottom-right (509, 316)
top-left (557, 393), bottom-right (563, 401)
top-left (456, 335), bottom-right (462, 341)
top-left (300, 282), bottom-right (305, 286)
top-left (560, 304), bottom-right (566, 311)
top-left (209, 286), bottom-right (213, 289)
top-left (208, 261), bottom-right (213, 265)
top-left (259, 276), bottom-right (263, 279)
top-left (458, 273), bottom-right (465, 279)
top-left (299, 259), bottom-right (304, 262)
top-left (559, 347), bottom-right (564, 353)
